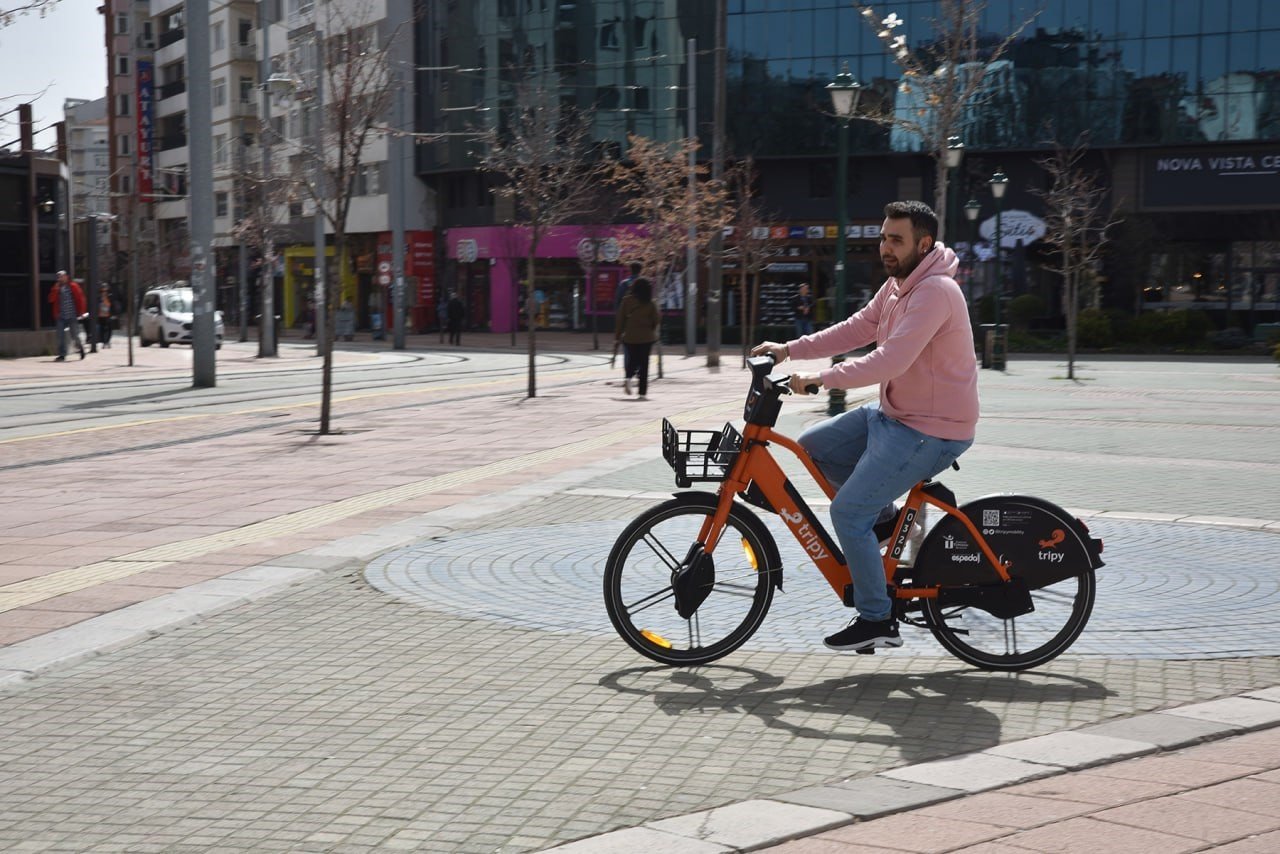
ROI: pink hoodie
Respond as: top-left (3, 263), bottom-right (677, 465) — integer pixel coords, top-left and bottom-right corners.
top-left (788, 244), bottom-right (979, 441)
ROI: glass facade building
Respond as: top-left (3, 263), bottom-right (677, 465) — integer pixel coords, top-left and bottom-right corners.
top-left (420, 1), bottom-right (1280, 325)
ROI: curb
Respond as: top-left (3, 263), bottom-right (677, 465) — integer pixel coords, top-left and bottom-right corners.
top-left (540, 689), bottom-right (1280, 853)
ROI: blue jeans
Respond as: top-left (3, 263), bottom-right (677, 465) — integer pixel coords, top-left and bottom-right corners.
top-left (798, 403), bottom-right (972, 621)
top-left (794, 318), bottom-right (813, 337)
top-left (55, 317), bottom-right (76, 358)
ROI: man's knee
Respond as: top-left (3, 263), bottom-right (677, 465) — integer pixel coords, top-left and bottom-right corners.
top-left (829, 491), bottom-right (881, 534)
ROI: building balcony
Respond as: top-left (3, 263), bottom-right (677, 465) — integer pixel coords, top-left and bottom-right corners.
top-left (158, 27), bottom-right (184, 49)
top-left (160, 79), bottom-right (187, 99)
top-left (159, 133), bottom-right (188, 151)
top-left (232, 43), bottom-right (256, 63)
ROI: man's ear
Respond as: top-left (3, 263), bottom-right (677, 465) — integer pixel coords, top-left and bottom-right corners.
top-left (919, 234), bottom-right (935, 254)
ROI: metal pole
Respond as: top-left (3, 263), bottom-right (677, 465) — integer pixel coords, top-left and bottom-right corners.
top-left (827, 115), bottom-right (849, 416)
top-left (313, 29), bottom-right (326, 358)
top-left (237, 141), bottom-right (248, 342)
top-left (706, 0), bottom-right (727, 367)
top-left (87, 216), bottom-right (99, 352)
top-left (188, 0), bottom-right (217, 387)
top-left (258, 1), bottom-right (276, 357)
top-left (127, 204), bottom-right (137, 366)
top-left (994, 196), bottom-right (1003, 332)
top-left (391, 75), bottom-right (406, 350)
top-left (684, 37), bottom-right (697, 356)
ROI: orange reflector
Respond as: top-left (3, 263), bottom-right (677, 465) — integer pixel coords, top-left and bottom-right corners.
top-left (640, 629), bottom-right (672, 648)
top-left (741, 538), bottom-right (759, 571)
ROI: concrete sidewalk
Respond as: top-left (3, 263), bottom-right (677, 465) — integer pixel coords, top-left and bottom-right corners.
top-left (0, 350), bottom-right (1277, 852)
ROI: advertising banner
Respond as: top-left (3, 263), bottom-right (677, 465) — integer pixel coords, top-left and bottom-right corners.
top-left (1142, 147), bottom-right (1280, 210)
top-left (136, 60), bottom-right (156, 201)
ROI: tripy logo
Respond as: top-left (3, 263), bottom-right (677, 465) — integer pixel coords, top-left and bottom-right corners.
top-left (780, 507), bottom-right (830, 561)
top-left (1037, 528), bottom-right (1067, 563)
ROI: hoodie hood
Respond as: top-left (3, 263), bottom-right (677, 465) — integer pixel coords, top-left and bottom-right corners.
top-left (896, 243), bottom-right (960, 296)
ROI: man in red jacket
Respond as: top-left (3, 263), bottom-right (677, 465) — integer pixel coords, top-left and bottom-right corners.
top-left (48, 270), bottom-right (87, 361)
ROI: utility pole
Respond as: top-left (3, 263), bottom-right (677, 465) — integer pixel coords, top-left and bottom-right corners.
top-left (237, 140), bottom-right (248, 342)
top-left (705, 0), bottom-right (727, 368)
top-left (313, 28), bottom-right (327, 358)
top-left (257, 1), bottom-right (277, 357)
top-left (188, 0), bottom-right (217, 387)
top-left (684, 37), bottom-right (697, 356)
top-left (391, 75), bottom-right (406, 350)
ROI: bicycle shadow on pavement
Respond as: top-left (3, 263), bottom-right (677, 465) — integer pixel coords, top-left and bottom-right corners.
top-left (599, 664), bottom-right (1113, 764)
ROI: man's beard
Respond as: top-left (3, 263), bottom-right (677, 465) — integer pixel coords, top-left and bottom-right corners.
top-left (883, 249), bottom-right (922, 279)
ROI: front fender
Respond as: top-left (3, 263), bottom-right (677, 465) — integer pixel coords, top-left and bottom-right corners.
top-left (670, 491), bottom-right (785, 592)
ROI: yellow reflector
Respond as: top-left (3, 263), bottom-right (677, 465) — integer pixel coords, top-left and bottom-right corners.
top-left (640, 629), bottom-right (672, 648)
top-left (741, 537), bottom-right (759, 571)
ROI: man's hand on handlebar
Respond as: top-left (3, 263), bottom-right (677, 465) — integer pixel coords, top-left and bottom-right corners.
top-left (789, 372), bottom-right (822, 395)
top-left (750, 341), bottom-right (789, 362)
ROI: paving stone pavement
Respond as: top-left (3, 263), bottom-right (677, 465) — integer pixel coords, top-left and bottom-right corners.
top-left (0, 352), bottom-right (1277, 852)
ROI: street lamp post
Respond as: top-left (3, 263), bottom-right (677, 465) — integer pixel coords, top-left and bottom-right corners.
top-left (963, 197), bottom-right (980, 307)
top-left (944, 136), bottom-right (964, 247)
top-left (989, 169), bottom-right (1008, 331)
top-left (825, 63), bottom-right (862, 416)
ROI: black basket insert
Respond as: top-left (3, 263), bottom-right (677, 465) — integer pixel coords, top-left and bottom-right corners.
top-left (662, 418), bottom-right (743, 488)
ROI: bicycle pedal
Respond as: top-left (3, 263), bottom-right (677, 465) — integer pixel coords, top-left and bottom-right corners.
top-left (855, 647), bottom-right (876, 655)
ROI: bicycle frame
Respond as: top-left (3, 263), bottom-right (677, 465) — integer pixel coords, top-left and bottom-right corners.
top-left (695, 421), bottom-right (1011, 601)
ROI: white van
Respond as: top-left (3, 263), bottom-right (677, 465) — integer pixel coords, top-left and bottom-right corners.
top-left (138, 283), bottom-right (224, 349)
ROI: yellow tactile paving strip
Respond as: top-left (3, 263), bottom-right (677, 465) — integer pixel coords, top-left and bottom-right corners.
top-left (0, 398), bottom-right (734, 613)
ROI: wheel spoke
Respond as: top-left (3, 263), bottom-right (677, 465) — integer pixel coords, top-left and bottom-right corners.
top-left (625, 586), bottom-right (675, 615)
top-left (641, 532), bottom-right (681, 571)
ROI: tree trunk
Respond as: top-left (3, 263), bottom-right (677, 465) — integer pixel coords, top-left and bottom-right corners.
top-left (1064, 231), bottom-right (1076, 381)
top-left (320, 234), bottom-right (339, 433)
top-left (739, 263), bottom-right (749, 368)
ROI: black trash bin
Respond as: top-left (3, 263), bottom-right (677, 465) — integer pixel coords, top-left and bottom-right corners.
top-left (977, 323), bottom-right (1008, 370)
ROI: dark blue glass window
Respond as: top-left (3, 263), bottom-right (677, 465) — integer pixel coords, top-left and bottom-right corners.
top-left (1200, 33), bottom-right (1227, 83)
top-left (1089, 0), bottom-right (1116, 33)
top-left (1115, 1), bottom-right (1142, 37)
top-left (1170, 36), bottom-right (1198, 81)
top-left (1231, 0), bottom-right (1260, 32)
top-left (1229, 30), bottom-right (1260, 73)
top-left (1264, 0), bottom-right (1280, 27)
top-left (1143, 38), bottom-right (1171, 77)
top-left (1171, 0), bottom-right (1201, 36)
top-left (1145, 0), bottom-right (1172, 37)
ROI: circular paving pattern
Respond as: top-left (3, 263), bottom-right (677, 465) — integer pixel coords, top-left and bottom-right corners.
top-left (365, 517), bottom-right (1280, 660)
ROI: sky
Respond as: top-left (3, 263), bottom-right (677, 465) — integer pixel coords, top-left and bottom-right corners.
top-left (0, 0), bottom-right (109, 151)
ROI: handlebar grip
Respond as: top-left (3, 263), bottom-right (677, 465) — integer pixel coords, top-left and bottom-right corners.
top-left (805, 384), bottom-right (820, 395)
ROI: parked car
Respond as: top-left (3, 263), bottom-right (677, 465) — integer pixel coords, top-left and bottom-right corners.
top-left (138, 283), bottom-right (224, 349)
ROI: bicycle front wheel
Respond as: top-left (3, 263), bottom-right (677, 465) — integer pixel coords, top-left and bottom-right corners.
top-left (923, 571), bottom-right (1096, 671)
top-left (604, 496), bottom-right (775, 666)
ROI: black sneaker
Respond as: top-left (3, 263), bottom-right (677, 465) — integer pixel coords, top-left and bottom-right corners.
top-left (824, 617), bottom-right (902, 652)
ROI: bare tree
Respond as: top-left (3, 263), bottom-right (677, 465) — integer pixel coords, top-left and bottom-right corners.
top-left (856, 1), bottom-right (1037, 242)
top-left (607, 134), bottom-right (733, 360)
top-left (724, 157), bottom-right (781, 367)
top-left (0, 0), bottom-right (57, 27)
top-left (276, 6), bottom-right (401, 433)
top-left (476, 86), bottom-right (604, 398)
top-left (1032, 133), bottom-right (1121, 380)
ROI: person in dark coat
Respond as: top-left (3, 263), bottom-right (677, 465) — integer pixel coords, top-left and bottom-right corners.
top-left (614, 277), bottom-right (660, 399)
top-left (446, 291), bottom-right (465, 346)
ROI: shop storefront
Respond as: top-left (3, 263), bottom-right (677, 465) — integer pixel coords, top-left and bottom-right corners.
top-left (282, 246), bottom-right (356, 330)
top-left (444, 225), bottom-right (641, 334)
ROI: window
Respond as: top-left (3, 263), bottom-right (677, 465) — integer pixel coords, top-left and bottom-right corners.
top-left (116, 14), bottom-right (129, 35)
top-left (120, 174), bottom-right (131, 194)
top-left (118, 134), bottom-right (131, 156)
top-left (239, 76), bottom-right (255, 103)
top-left (214, 134), bottom-right (228, 167)
top-left (213, 77), bottom-right (227, 108)
top-left (212, 21), bottom-right (225, 52)
top-left (238, 19), bottom-right (253, 45)
top-left (116, 55), bottom-right (130, 76)
top-left (215, 192), bottom-right (229, 217)
top-left (117, 94), bottom-right (131, 116)
top-left (356, 163), bottom-right (382, 196)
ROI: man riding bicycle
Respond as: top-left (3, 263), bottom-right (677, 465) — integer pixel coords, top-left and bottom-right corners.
top-left (752, 200), bottom-right (979, 653)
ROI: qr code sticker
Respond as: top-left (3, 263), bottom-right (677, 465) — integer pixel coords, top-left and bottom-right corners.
top-left (982, 509), bottom-right (1000, 527)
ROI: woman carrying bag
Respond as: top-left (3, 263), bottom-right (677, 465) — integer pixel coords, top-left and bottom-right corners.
top-left (614, 277), bottom-right (660, 399)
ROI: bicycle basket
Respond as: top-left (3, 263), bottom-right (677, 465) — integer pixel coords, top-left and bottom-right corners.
top-left (661, 419), bottom-right (743, 488)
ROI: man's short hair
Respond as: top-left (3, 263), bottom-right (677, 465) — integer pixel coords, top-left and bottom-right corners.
top-left (628, 261), bottom-right (642, 274)
top-left (884, 201), bottom-right (938, 242)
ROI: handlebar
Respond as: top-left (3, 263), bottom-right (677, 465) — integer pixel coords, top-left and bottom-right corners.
top-left (744, 354), bottom-right (819, 426)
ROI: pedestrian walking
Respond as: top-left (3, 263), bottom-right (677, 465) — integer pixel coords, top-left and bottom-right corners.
top-left (48, 271), bottom-right (87, 361)
top-left (615, 277), bottom-right (660, 399)
top-left (792, 282), bottom-right (815, 337)
top-left (96, 283), bottom-right (118, 348)
top-left (446, 291), bottom-right (465, 346)
top-left (615, 262), bottom-right (641, 313)
top-left (752, 201), bottom-right (978, 653)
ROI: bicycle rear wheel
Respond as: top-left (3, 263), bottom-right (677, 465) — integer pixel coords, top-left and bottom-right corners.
top-left (923, 571), bottom-right (1095, 671)
top-left (604, 496), bottom-right (775, 666)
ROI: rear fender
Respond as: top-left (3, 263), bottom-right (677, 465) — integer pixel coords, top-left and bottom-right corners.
top-left (911, 494), bottom-right (1103, 589)
top-left (670, 491), bottom-right (784, 592)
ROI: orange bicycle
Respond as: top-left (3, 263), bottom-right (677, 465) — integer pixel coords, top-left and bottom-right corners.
top-left (603, 355), bottom-right (1104, 671)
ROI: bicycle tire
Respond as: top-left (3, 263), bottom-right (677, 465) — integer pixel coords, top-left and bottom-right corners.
top-left (923, 570), bottom-right (1096, 671)
top-left (604, 496), bottom-right (775, 666)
